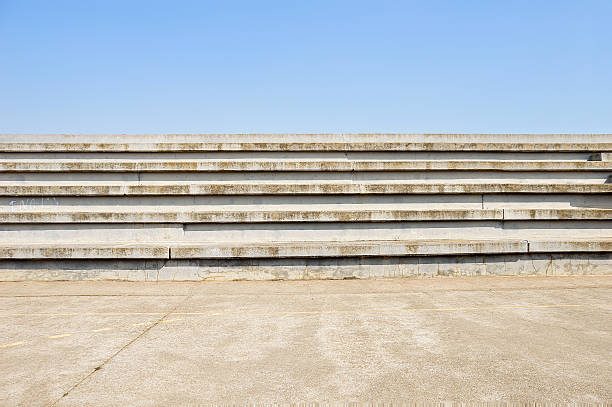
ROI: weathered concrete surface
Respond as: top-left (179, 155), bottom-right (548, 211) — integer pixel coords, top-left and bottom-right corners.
top-left (7, 141), bottom-right (612, 152)
top-left (1, 220), bottom-right (609, 245)
top-left (0, 245), bottom-right (169, 259)
top-left (169, 239), bottom-right (530, 259)
top-left (0, 134), bottom-right (609, 281)
top-left (529, 239), bottom-right (612, 252)
top-left (0, 207), bottom-right (610, 223)
top-left (0, 276), bottom-right (611, 405)
top-left (3, 193), bottom-right (608, 208)
top-left (0, 182), bottom-right (610, 196)
top-left (503, 208), bottom-right (612, 219)
top-left (0, 208), bottom-right (506, 223)
top-left (0, 158), bottom-right (610, 171)
top-left (2, 239), bottom-right (611, 261)
top-left (1, 252), bottom-right (610, 281)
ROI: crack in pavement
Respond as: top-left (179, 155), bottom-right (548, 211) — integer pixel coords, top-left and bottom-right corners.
top-left (46, 290), bottom-right (194, 407)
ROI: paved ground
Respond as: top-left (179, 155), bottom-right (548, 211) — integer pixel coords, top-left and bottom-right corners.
top-left (1, 276), bottom-right (611, 406)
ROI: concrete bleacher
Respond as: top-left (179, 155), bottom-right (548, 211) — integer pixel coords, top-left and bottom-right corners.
top-left (0, 134), bottom-right (610, 280)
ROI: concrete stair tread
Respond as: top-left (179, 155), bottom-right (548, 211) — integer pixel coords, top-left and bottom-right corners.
top-left (1, 238), bottom-right (610, 259)
top-left (0, 208), bottom-right (609, 223)
top-left (0, 244), bottom-right (168, 259)
top-left (0, 182), bottom-right (609, 195)
top-left (2, 141), bottom-right (611, 152)
top-left (1, 159), bottom-right (610, 172)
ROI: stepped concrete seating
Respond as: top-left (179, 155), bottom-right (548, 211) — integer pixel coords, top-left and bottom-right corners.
top-left (0, 134), bottom-right (610, 280)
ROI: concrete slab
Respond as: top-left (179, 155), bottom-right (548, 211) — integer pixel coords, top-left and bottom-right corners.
top-left (0, 245), bottom-right (169, 259)
top-left (0, 159), bottom-right (609, 172)
top-left (0, 294), bottom-right (186, 406)
top-left (0, 182), bottom-right (610, 196)
top-left (170, 239), bottom-right (529, 259)
top-left (0, 208), bottom-right (505, 223)
top-left (0, 276), bottom-right (610, 405)
top-left (503, 208), bottom-right (612, 220)
top-left (2, 208), bottom-right (611, 223)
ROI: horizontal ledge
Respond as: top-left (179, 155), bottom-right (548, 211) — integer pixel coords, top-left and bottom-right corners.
top-left (1, 239), bottom-right (610, 259)
top-left (504, 209), bottom-right (612, 220)
top-left (0, 208), bottom-right (610, 223)
top-left (0, 160), bottom-right (610, 172)
top-left (0, 245), bottom-right (169, 259)
top-left (0, 142), bottom-right (610, 152)
top-left (0, 240), bottom-right (528, 259)
top-left (0, 209), bottom-right (504, 223)
top-left (170, 240), bottom-right (530, 258)
top-left (529, 240), bottom-right (612, 252)
top-left (0, 183), bottom-right (610, 196)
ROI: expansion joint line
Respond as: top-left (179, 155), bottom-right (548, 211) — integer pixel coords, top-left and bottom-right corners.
top-left (47, 289), bottom-right (195, 406)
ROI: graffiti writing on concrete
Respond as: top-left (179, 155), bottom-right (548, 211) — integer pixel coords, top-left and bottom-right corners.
top-left (8, 197), bottom-right (59, 211)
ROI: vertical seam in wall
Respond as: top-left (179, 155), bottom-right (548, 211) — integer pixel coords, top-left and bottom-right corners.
top-left (503, 252), bottom-right (507, 274)
top-left (481, 194), bottom-right (484, 209)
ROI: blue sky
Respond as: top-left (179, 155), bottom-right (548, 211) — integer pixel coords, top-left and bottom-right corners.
top-left (0, 0), bottom-right (610, 133)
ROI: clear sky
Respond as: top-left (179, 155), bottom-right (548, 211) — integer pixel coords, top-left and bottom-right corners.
top-left (0, 0), bottom-right (610, 134)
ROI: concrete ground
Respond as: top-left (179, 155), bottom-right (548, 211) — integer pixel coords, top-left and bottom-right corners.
top-left (1, 276), bottom-right (611, 406)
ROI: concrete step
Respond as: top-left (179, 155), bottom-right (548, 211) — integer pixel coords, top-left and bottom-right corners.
top-left (1, 238), bottom-right (610, 259)
top-left (2, 220), bottom-right (608, 244)
top-left (1, 252), bottom-right (610, 281)
top-left (0, 208), bottom-right (609, 223)
top-left (2, 172), bottom-right (606, 184)
top-left (502, 208), bottom-right (612, 220)
top-left (0, 244), bottom-right (169, 259)
top-left (528, 239), bottom-right (612, 252)
top-left (0, 159), bottom-right (610, 172)
top-left (1, 141), bottom-right (610, 152)
top-left (4, 194), bottom-right (609, 209)
top-left (171, 239), bottom-right (530, 258)
top-left (171, 239), bottom-right (612, 259)
top-left (0, 182), bottom-right (609, 195)
top-left (0, 152), bottom-right (600, 161)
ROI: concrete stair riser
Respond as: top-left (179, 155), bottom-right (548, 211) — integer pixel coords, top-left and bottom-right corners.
top-left (2, 194), bottom-right (609, 208)
top-left (0, 221), bottom-right (609, 243)
top-left (0, 253), bottom-right (610, 281)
